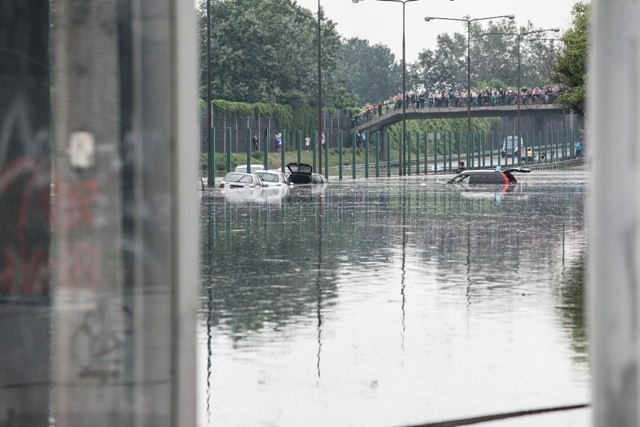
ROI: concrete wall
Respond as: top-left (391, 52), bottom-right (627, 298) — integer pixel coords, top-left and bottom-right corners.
top-left (52, 0), bottom-right (198, 425)
top-left (0, 2), bottom-right (51, 425)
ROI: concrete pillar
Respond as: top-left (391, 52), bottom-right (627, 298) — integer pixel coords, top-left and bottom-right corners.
top-left (52, 0), bottom-right (198, 425)
top-left (0, 2), bottom-right (51, 425)
top-left (588, 1), bottom-right (640, 426)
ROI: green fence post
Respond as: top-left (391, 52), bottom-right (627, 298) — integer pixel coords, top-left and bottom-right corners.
top-left (481, 132), bottom-right (486, 168)
top-left (471, 132), bottom-right (476, 169)
top-left (448, 132), bottom-right (453, 172)
top-left (415, 131), bottom-right (420, 174)
top-left (559, 129), bottom-right (564, 160)
top-left (312, 130), bottom-right (317, 172)
top-left (489, 131), bottom-right (494, 168)
top-left (376, 131), bottom-right (380, 178)
top-left (208, 127), bottom-right (215, 186)
top-left (281, 129), bottom-right (286, 173)
top-left (497, 130), bottom-right (502, 167)
top-left (352, 132), bottom-right (357, 179)
top-left (263, 128), bottom-right (268, 169)
top-left (465, 132), bottom-right (470, 169)
top-left (387, 129), bottom-right (391, 177)
top-left (226, 127), bottom-right (231, 172)
top-left (297, 129), bottom-right (302, 164)
top-left (399, 128), bottom-right (403, 175)
top-left (434, 132), bottom-right (438, 174)
top-left (246, 128), bottom-right (251, 173)
top-left (441, 132), bottom-right (446, 172)
top-left (425, 131), bottom-right (429, 174)
top-left (471, 132), bottom-right (475, 168)
top-left (442, 132), bottom-right (449, 172)
top-left (365, 130), bottom-right (370, 178)
top-left (457, 132), bottom-right (461, 167)
top-left (339, 129), bottom-right (343, 180)
top-left (513, 130), bottom-right (518, 167)
top-left (325, 130), bottom-right (330, 178)
top-left (407, 132), bottom-right (412, 176)
top-left (570, 128), bottom-right (575, 158)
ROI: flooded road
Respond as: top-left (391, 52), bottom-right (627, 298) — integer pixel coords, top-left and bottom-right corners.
top-left (198, 170), bottom-right (589, 427)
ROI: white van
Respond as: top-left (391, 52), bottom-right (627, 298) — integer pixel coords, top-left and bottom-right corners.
top-left (235, 164), bottom-right (265, 173)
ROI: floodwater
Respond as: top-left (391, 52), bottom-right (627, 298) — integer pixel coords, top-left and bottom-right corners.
top-left (198, 170), bottom-right (590, 427)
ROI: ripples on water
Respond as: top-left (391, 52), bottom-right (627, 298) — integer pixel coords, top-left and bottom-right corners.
top-left (199, 170), bottom-right (589, 427)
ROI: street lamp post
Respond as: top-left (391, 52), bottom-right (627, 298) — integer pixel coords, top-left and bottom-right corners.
top-left (318, 0), bottom-right (323, 176)
top-left (353, 0), bottom-right (429, 176)
top-left (482, 28), bottom-right (559, 144)
top-left (424, 15), bottom-right (514, 157)
top-left (206, 0), bottom-right (213, 186)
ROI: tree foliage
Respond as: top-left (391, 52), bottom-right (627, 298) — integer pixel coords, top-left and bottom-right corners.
top-left (410, 18), bottom-right (559, 93)
top-left (330, 37), bottom-right (400, 105)
top-left (552, 2), bottom-right (588, 116)
top-left (198, 0), bottom-right (341, 106)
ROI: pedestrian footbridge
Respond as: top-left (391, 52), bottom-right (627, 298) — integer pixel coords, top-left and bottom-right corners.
top-left (353, 103), bottom-right (566, 134)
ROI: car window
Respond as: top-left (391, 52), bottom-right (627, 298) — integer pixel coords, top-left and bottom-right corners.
top-left (257, 173), bottom-right (278, 182)
top-left (451, 174), bottom-right (470, 184)
top-left (239, 175), bottom-right (253, 183)
top-left (224, 173), bottom-right (244, 182)
top-left (469, 173), bottom-right (505, 184)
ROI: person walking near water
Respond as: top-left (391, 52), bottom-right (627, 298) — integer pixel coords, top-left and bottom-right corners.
top-left (305, 136), bottom-right (310, 152)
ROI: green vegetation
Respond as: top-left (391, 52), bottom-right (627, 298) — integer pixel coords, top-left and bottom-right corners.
top-left (198, 0), bottom-right (340, 107)
top-left (199, 1), bottom-right (564, 116)
top-left (410, 18), bottom-right (559, 93)
top-left (552, 2), bottom-right (589, 116)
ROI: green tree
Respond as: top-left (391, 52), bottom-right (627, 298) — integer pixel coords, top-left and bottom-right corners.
top-left (552, 2), bottom-right (589, 116)
top-left (331, 37), bottom-right (400, 105)
top-left (198, 0), bottom-right (341, 106)
top-left (411, 18), bottom-right (558, 92)
top-left (410, 32), bottom-right (466, 91)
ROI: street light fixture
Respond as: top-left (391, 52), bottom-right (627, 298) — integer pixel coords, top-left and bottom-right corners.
top-left (424, 14), bottom-right (514, 159)
top-left (482, 28), bottom-right (559, 150)
top-left (353, 0), bottom-right (446, 176)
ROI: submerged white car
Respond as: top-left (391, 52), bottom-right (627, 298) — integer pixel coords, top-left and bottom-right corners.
top-left (254, 170), bottom-right (289, 187)
top-left (219, 172), bottom-right (264, 189)
top-left (234, 164), bottom-right (265, 173)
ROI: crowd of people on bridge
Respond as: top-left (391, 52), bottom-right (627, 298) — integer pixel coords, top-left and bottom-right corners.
top-left (351, 85), bottom-right (567, 126)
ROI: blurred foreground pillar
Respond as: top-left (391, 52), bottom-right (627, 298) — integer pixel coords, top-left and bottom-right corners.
top-left (52, 0), bottom-right (199, 425)
top-left (0, 1), bottom-right (51, 425)
top-left (588, 1), bottom-right (640, 426)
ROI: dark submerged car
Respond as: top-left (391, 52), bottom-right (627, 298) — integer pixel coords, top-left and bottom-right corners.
top-left (447, 167), bottom-right (530, 185)
top-left (286, 162), bottom-right (327, 184)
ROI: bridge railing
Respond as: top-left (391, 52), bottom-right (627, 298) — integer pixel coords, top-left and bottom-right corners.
top-left (352, 93), bottom-right (562, 127)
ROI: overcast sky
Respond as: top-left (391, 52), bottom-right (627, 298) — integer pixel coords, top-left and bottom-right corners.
top-left (294, 0), bottom-right (581, 63)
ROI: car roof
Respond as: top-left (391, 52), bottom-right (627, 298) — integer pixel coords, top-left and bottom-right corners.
top-left (447, 167), bottom-right (530, 184)
top-left (455, 168), bottom-right (530, 174)
top-left (222, 172), bottom-right (257, 181)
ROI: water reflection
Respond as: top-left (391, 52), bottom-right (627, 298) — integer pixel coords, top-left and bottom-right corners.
top-left (200, 171), bottom-right (589, 427)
